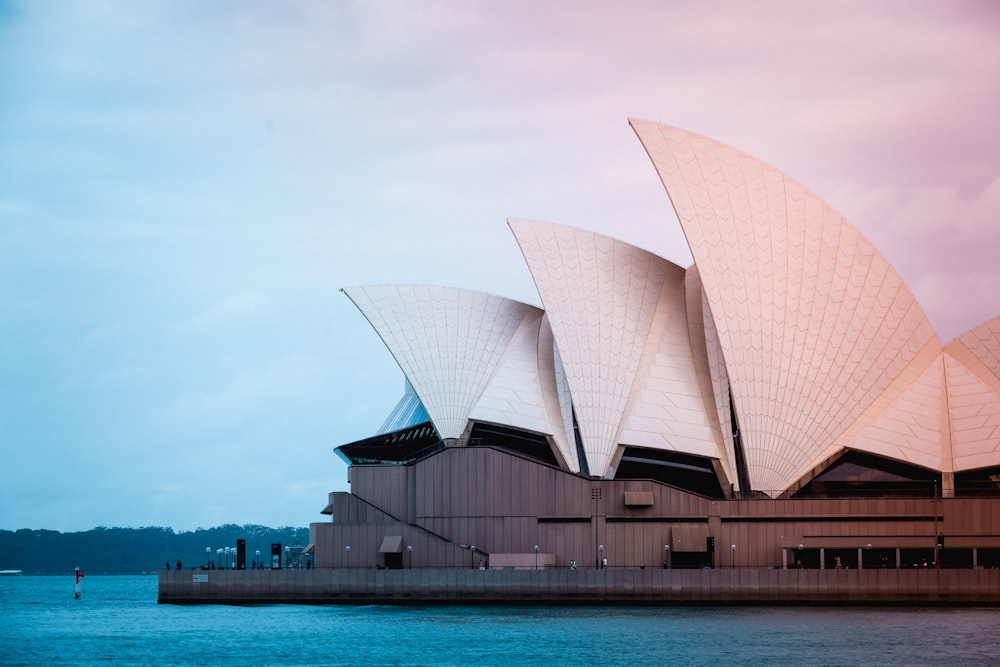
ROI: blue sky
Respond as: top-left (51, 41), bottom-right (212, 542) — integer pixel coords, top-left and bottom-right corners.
top-left (2, 0), bottom-right (998, 531)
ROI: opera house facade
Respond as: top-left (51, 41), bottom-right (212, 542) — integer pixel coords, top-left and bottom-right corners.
top-left (310, 119), bottom-right (1000, 574)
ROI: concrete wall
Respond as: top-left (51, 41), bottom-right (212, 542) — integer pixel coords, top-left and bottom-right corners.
top-left (158, 568), bottom-right (1000, 605)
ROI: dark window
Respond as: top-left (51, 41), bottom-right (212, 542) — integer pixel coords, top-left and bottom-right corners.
top-left (899, 548), bottom-right (935, 568)
top-left (938, 548), bottom-right (973, 569)
top-left (468, 423), bottom-right (559, 466)
top-left (861, 548), bottom-right (896, 569)
top-left (955, 467), bottom-right (1000, 497)
top-left (793, 451), bottom-right (940, 498)
top-left (614, 447), bottom-right (725, 499)
top-left (334, 421), bottom-right (443, 465)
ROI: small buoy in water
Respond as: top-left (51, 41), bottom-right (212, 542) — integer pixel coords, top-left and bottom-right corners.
top-left (74, 566), bottom-right (85, 599)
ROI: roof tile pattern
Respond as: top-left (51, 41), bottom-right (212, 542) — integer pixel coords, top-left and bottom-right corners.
top-left (343, 285), bottom-right (542, 441)
top-left (686, 266), bottom-right (737, 487)
top-left (955, 317), bottom-right (1000, 377)
top-left (551, 331), bottom-right (580, 472)
top-left (845, 351), bottom-right (947, 471)
top-left (630, 119), bottom-right (939, 492)
top-left (469, 309), bottom-right (576, 470)
top-left (617, 263), bottom-right (725, 464)
top-left (946, 318), bottom-right (1000, 472)
top-left (509, 219), bottom-right (722, 478)
top-left (945, 356), bottom-right (1000, 472)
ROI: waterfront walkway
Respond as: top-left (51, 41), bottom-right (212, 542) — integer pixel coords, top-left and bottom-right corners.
top-left (158, 567), bottom-right (1000, 605)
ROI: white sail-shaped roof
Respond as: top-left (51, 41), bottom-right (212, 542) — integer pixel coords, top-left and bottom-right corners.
top-left (509, 218), bottom-right (725, 478)
top-left (945, 318), bottom-right (1000, 472)
top-left (343, 285), bottom-right (545, 441)
top-left (630, 119), bottom-right (940, 493)
top-left (830, 345), bottom-right (949, 472)
top-left (343, 119), bottom-right (1000, 494)
top-left (685, 264), bottom-right (738, 488)
top-left (468, 308), bottom-right (577, 471)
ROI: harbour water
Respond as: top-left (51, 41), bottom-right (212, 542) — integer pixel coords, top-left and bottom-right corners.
top-left (2, 575), bottom-right (1000, 666)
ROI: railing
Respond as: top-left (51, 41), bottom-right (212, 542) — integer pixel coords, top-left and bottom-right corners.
top-left (730, 483), bottom-right (1000, 499)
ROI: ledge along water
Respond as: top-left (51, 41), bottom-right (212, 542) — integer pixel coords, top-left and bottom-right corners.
top-left (158, 567), bottom-right (1000, 605)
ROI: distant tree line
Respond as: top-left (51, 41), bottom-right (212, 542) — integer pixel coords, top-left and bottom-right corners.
top-left (0, 525), bottom-right (309, 575)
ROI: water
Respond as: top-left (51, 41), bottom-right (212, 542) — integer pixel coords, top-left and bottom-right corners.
top-left (2, 576), bottom-right (999, 666)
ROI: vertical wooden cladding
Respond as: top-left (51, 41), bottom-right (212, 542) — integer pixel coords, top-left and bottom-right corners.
top-left (324, 447), bottom-right (1000, 570)
top-left (720, 521), bottom-right (787, 569)
top-left (351, 465), bottom-right (410, 521)
top-left (944, 498), bottom-right (999, 536)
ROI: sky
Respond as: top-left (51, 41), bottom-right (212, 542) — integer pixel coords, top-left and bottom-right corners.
top-left (1, 0), bottom-right (998, 532)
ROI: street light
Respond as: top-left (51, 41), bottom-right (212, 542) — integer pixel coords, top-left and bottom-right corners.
top-left (591, 487), bottom-right (602, 568)
top-left (534, 544), bottom-right (539, 570)
top-left (205, 547), bottom-right (210, 568)
top-left (731, 544), bottom-right (736, 569)
top-left (255, 549), bottom-right (260, 570)
top-left (224, 546), bottom-right (231, 570)
top-left (407, 545), bottom-right (413, 569)
top-left (216, 548), bottom-right (223, 570)
top-left (470, 545), bottom-right (476, 569)
top-left (599, 544), bottom-right (605, 569)
top-left (663, 544), bottom-right (670, 569)
top-left (232, 546), bottom-right (237, 569)
top-left (285, 546), bottom-right (291, 570)
top-left (345, 545), bottom-right (351, 570)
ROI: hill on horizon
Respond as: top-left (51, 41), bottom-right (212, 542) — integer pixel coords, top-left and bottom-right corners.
top-left (0, 524), bottom-right (309, 575)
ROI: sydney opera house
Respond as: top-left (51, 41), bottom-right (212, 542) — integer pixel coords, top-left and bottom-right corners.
top-left (310, 119), bottom-right (1000, 574)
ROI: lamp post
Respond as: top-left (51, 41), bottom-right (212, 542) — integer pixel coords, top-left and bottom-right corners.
top-left (591, 487), bottom-right (602, 568)
top-left (534, 544), bottom-right (539, 570)
top-left (407, 545), bottom-right (413, 569)
top-left (345, 545), bottom-right (351, 570)
top-left (224, 547), bottom-right (231, 570)
top-left (256, 549), bottom-right (260, 570)
top-left (731, 544), bottom-right (736, 569)
top-left (599, 544), bottom-right (605, 569)
top-left (205, 547), bottom-right (210, 569)
top-left (232, 546), bottom-right (237, 569)
top-left (470, 545), bottom-right (476, 569)
top-left (216, 548), bottom-right (222, 570)
top-left (663, 544), bottom-right (670, 569)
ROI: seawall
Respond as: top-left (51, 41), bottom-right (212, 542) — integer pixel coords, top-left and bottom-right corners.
top-left (158, 568), bottom-right (1000, 605)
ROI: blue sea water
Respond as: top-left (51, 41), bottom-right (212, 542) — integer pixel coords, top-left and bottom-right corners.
top-left (1, 575), bottom-right (999, 666)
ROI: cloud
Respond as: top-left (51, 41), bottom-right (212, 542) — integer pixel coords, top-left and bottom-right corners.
top-left (173, 292), bottom-right (271, 334)
top-left (1, 0), bottom-right (997, 531)
top-left (159, 354), bottom-right (327, 434)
